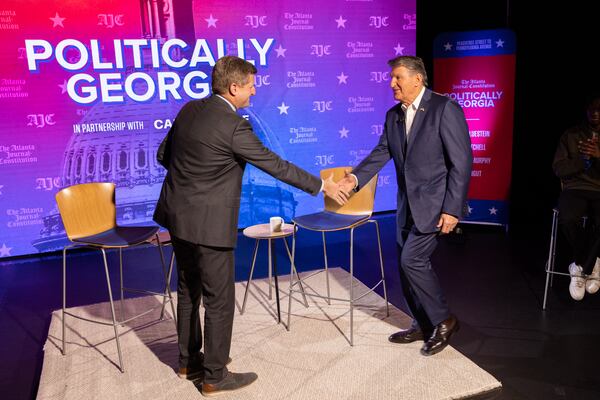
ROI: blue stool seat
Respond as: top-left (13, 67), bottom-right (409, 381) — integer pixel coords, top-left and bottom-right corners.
top-left (293, 211), bottom-right (370, 232)
top-left (74, 226), bottom-right (160, 247)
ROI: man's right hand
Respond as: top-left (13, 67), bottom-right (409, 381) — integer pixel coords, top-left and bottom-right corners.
top-left (578, 138), bottom-right (600, 158)
top-left (338, 169), bottom-right (357, 196)
top-left (323, 174), bottom-right (348, 206)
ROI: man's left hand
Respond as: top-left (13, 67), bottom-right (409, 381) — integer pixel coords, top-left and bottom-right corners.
top-left (437, 213), bottom-right (458, 234)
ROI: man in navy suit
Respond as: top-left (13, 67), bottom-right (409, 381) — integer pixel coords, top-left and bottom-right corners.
top-left (340, 56), bottom-right (472, 356)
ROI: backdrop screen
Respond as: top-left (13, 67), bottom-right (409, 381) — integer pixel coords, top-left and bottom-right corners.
top-left (0, 0), bottom-right (416, 257)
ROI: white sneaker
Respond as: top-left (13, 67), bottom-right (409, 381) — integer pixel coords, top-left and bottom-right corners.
top-left (568, 263), bottom-right (586, 300)
top-left (585, 258), bottom-right (600, 294)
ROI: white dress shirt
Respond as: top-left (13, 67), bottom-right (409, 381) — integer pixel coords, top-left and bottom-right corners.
top-left (401, 86), bottom-right (426, 137)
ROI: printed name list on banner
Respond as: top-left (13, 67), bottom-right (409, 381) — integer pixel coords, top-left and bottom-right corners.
top-left (433, 29), bottom-right (516, 226)
top-left (0, 0), bottom-right (416, 257)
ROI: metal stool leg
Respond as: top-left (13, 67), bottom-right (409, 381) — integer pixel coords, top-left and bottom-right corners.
top-left (349, 227), bottom-right (355, 346)
top-left (550, 210), bottom-right (560, 288)
top-left (156, 235), bottom-right (177, 327)
top-left (371, 220), bottom-right (389, 317)
top-left (271, 239), bottom-right (281, 323)
top-left (268, 239), bottom-right (273, 300)
top-left (156, 236), bottom-right (169, 320)
top-left (322, 232), bottom-right (331, 305)
top-left (241, 240), bottom-right (260, 314)
top-left (283, 237), bottom-right (308, 308)
top-left (62, 246), bottom-right (69, 355)
top-left (292, 234), bottom-right (308, 307)
top-left (543, 209), bottom-right (559, 310)
top-left (119, 248), bottom-right (124, 321)
top-left (287, 226), bottom-right (297, 329)
top-left (102, 249), bottom-right (124, 373)
top-left (166, 251), bottom-right (177, 327)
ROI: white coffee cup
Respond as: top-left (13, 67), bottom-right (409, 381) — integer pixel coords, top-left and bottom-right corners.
top-left (269, 216), bottom-right (284, 233)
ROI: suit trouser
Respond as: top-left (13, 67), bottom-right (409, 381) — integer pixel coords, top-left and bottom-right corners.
top-left (558, 189), bottom-right (600, 275)
top-left (397, 223), bottom-right (450, 332)
top-left (171, 236), bottom-right (235, 384)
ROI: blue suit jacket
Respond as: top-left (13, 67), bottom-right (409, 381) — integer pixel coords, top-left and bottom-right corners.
top-left (353, 88), bottom-right (473, 236)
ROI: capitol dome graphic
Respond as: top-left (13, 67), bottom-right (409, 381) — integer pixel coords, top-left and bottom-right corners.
top-left (32, 89), bottom-right (297, 253)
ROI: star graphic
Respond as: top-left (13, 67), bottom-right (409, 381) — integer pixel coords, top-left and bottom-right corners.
top-left (0, 243), bottom-right (12, 257)
top-left (339, 127), bottom-right (349, 138)
top-left (49, 12), bottom-right (66, 28)
top-left (58, 80), bottom-right (67, 94)
top-left (495, 39), bottom-right (505, 48)
top-left (335, 16), bottom-right (347, 28)
top-left (467, 205), bottom-right (473, 214)
top-left (489, 206), bottom-right (498, 215)
top-left (393, 43), bottom-right (405, 56)
top-left (277, 102), bottom-right (289, 115)
top-left (205, 14), bottom-right (218, 28)
top-left (336, 72), bottom-right (348, 84)
top-left (274, 45), bottom-right (287, 58)
top-left (443, 42), bottom-right (453, 51)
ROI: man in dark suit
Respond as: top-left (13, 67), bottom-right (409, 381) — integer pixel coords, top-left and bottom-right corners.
top-left (340, 56), bottom-right (472, 356)
top-left (154, 56), bottom-right (347, 396)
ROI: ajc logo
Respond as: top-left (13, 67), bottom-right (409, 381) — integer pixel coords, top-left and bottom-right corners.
top-left (312, 101), bottom-right (333, 113)
top-left (315, 155), bottom-right (335, 167)
top-left (310, 45), bottom-right (331, 57)
top-left (97, 14), bottom-right (124, 28)
top-left (245, 15), bottom-right (267, 28)
top-left (27, 114), bottom-right (56, 128)
top-left (35, 177), bottom-right (61, 191)
top-left (371, 124), bottom-right (384, 136)
top-left (369, 16), bottom-right (389, 28)
top-left (378, 175), bottom-right (391, 186)
top-left (254, 74), bottom-right (271, 87)
top-left (370, 72), bottom-right (390, 83)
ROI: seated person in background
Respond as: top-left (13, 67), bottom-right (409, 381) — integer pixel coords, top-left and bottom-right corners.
top-left (553, 95), bottom-right (600, 300)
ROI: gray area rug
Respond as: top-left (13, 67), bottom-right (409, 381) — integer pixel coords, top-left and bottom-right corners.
top-left (38, 268), bottom-right (501, 399)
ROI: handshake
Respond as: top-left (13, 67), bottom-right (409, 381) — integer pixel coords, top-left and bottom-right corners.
top-left (322, 169), bottom-right (357, 206)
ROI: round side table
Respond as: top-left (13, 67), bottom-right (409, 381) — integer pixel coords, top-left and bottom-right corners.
top-left (241, 223), bottom-right (307, 325)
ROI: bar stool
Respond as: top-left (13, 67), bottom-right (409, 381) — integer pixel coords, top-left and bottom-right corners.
top-left (543, 208), bottom-right (587, 310)
top-left (241, 223), bottom-right (307, 325)
top-left (288, 167), bottom-right (389, 346)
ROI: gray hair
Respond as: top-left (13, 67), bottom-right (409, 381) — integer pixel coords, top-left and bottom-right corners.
top-left (387, 56), bottom-right (428, 86)
top-left (211, 56), bottom-right (257, 95)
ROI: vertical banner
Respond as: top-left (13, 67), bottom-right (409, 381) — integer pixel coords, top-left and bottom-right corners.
top-left (433, 29), bottom-right (516, 226)
top-left (0, 0), bottom-right (415, 258)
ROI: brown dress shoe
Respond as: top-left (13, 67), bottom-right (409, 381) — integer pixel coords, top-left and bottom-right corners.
top-left (420, 315), bottom-right (459, 356)
top-left (388, 328), bottom-right (426, 344)
top-left (178, 356), bottom-right (232, 381)
top-left (201, 370), bottom-right (258, 397)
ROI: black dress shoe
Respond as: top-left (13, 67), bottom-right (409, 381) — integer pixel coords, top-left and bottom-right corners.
top-left (200, 368), bottom-right (258, 397)
top-left (388, 328), bottom-right (426, 344)
top-left (420, 315), bottom-right (459, 356)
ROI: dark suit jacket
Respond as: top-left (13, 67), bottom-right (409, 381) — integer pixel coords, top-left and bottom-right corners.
top-left (154, 96), bottom-right (321, 248)
top-left (353, 88), bottom-right (472, 236)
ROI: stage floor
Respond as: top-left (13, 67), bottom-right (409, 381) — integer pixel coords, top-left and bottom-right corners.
top-left (37, 268), bottom-right (500, 400)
